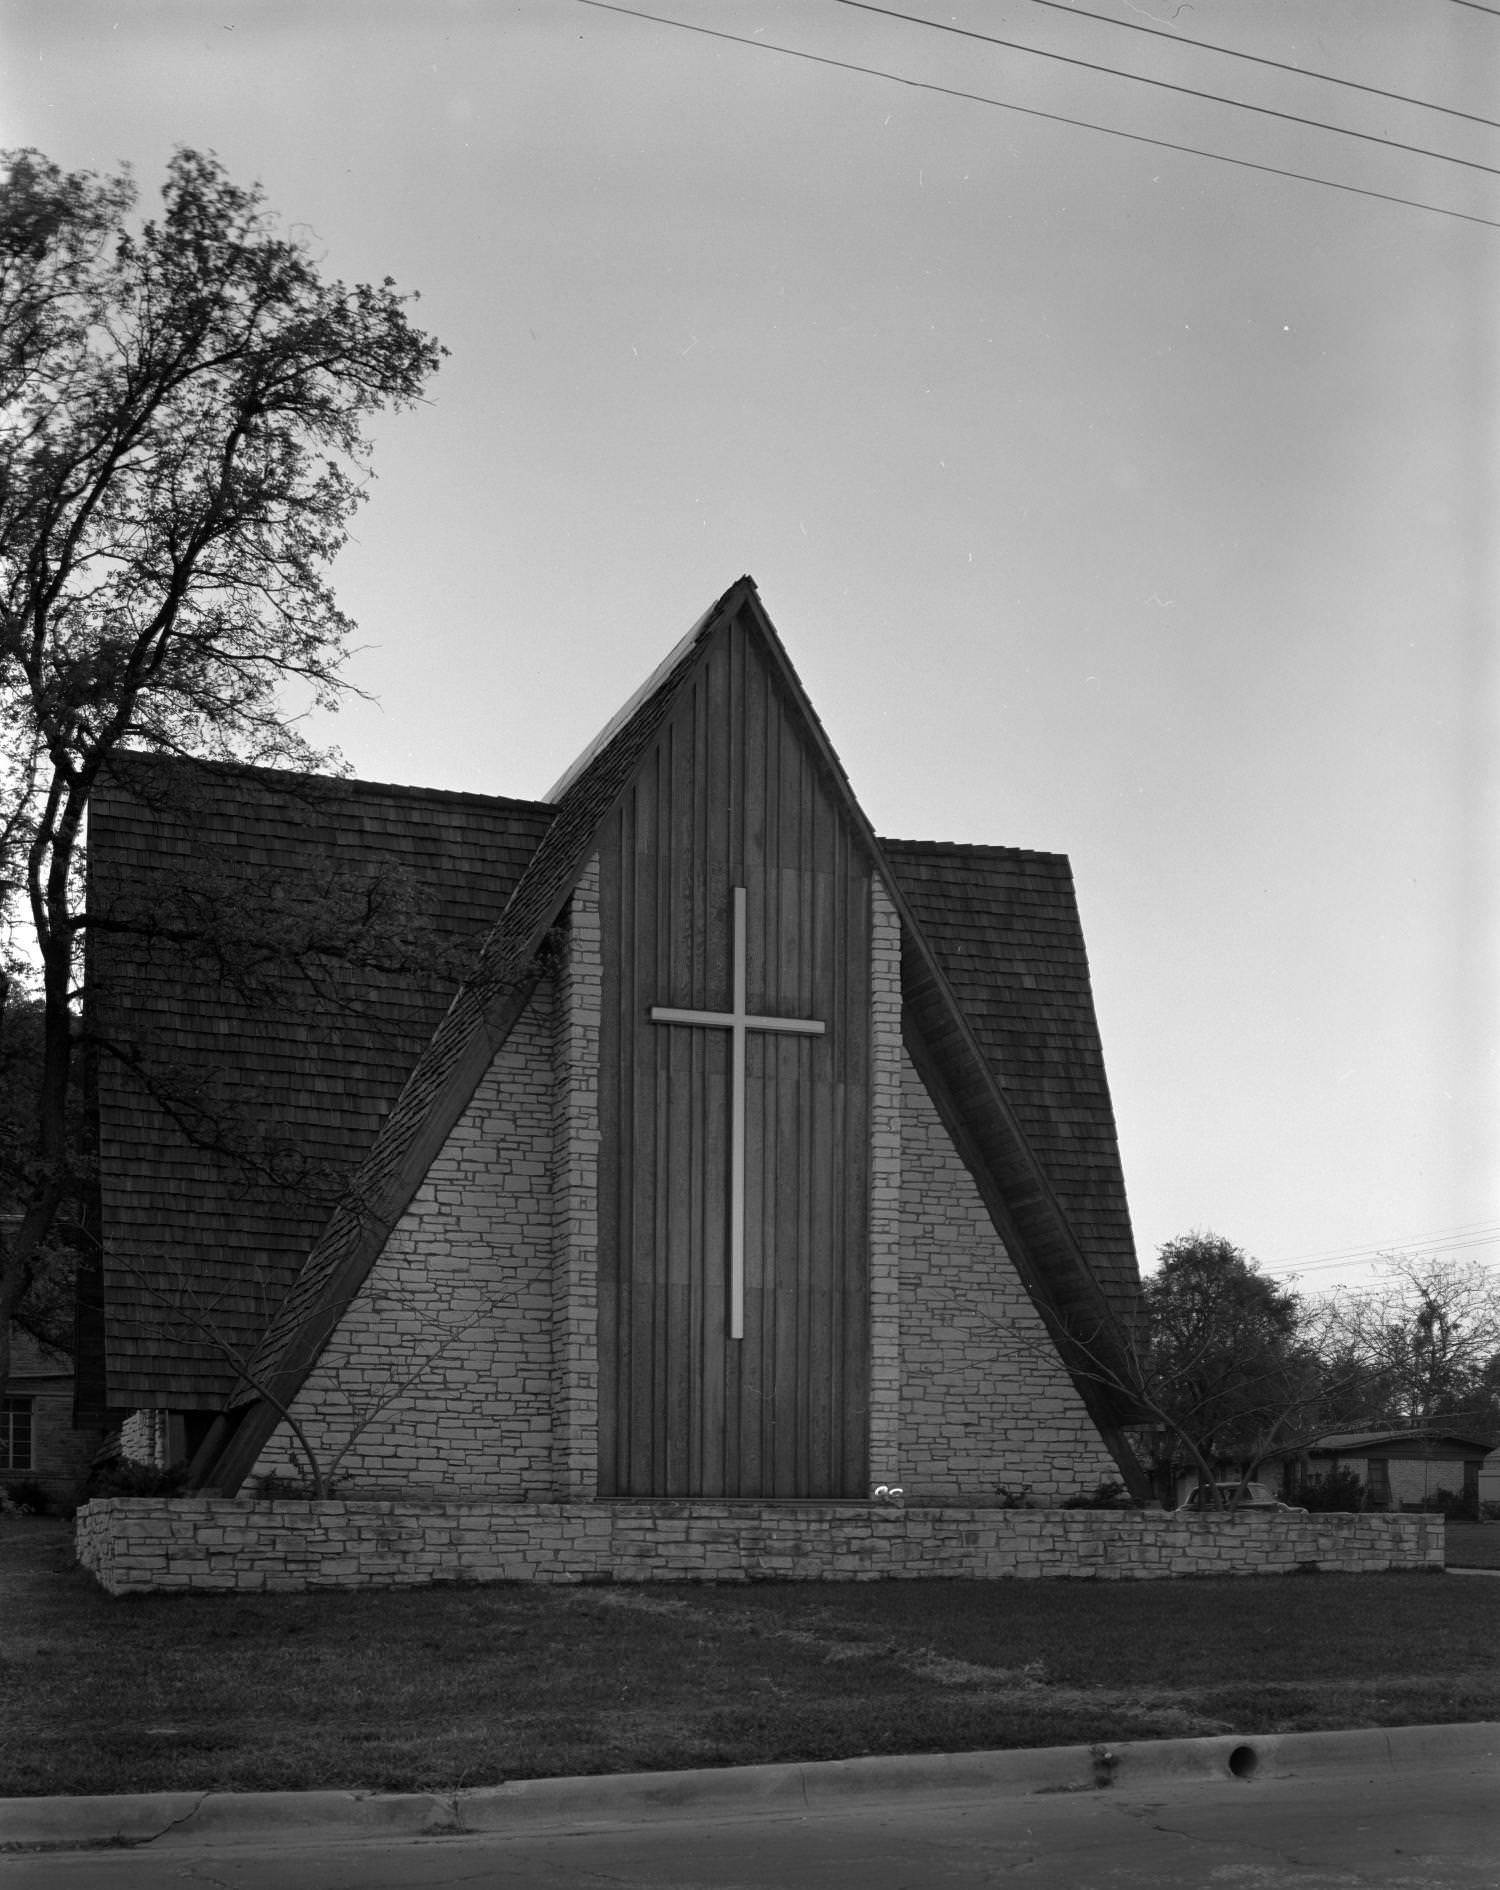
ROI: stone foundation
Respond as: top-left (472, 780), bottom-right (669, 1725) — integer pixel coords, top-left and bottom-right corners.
top-left (75, 1498), bottom-right (1443, 1596)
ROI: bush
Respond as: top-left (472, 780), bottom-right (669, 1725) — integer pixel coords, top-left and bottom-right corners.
top-left (2, 1478), bottom-right (50, 1514)
top-left (1422, 1486), bottom-right (1479, 1521)
top-left (1062, 1480), bottom-right (1142, 1509)
top-left (1297, 1468), bottom-right (1368, 1513)
top-left (83, 1458), bottom-right (189, 1499)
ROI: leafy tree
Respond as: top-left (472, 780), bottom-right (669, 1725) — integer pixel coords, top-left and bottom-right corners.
top-left (0, 146), bottom-right (443, 1401)
top-left (0, 987), bottom-right (82, 1353)
top-left (1135, 1232), bottom-right (1320, 1502)
top-left (982, 1229), bottom-right (1338, 1506)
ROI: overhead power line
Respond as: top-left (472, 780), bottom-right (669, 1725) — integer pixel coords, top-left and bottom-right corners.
top-left (1019, 0), bottom-right (1500, 135)
top-left (1267, 1243), bottom-right (1500, 1280)
top-left (1449, 0), bottom-right (1500, 16)
top-left (1269, 1216), bottom-right (1500, 1268)
top-left (1259, 1222), bottom-right (1500, 1279)
top-left (831, 0), bottom-right (1500, 182)
top-left (573, 2), bottom-right (1500, 231)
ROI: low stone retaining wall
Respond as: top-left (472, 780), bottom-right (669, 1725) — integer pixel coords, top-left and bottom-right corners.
top-left (74, 1498), bottom-right (1443, 1596)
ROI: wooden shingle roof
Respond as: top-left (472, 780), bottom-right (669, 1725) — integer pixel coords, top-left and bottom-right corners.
top-left (879, 840), bottom-right (1138, 1330)
top-left (87, 760), bottom-right (552, 1408)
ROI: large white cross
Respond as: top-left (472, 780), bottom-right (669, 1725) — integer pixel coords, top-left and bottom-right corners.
top-left (650, 886), bottom-right (826, 1340)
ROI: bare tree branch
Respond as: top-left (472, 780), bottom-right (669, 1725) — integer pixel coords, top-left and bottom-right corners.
top-left (0, 146), bottom-right (443, 1396)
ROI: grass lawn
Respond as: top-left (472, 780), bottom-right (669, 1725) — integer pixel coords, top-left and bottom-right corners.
top-left (3, 1516), bottom-right (1498, 1798)
top-left (1443, 1522), bottom-right (1500, 1569)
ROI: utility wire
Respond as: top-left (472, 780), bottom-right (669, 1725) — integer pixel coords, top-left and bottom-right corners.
top-left (831, 0), bottom-right (1500, 182)
top-left (574, 2), bottom-right (1500, 231)
top-left (1449, 0), bottom-right (1500, 16)
top-left (1267, 1217), bottom-right (1500, 1268)
top-left (1260, 1228), bottom-right (1500, 1280)
top-left (1268, 1242), bottom-right (1500, 1280)
top-left (1017, 0), bottom-right (1500, 135)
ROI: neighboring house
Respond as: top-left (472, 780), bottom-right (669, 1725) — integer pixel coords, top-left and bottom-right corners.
top-left (80, 579), bottom-right (1149, 1543)
top-left (1479, 1449), bottom-right (1500, 1514)
top-left (3, 1327), bottom-right (100, 1508)
top-left (1281, 1430), bottom-right (1492, 1511)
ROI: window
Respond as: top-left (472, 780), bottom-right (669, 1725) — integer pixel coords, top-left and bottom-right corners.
top-left (1367, 1458), bottom-right (1390, 1506)
top-left (1, 1397), bottom-right (33, 1472)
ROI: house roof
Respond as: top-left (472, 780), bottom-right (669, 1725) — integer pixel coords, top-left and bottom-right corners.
top-left (1307, 1428), bottom-right (1493, 1456)
top-left (5, 1327), bottom-right (75, 1386)
top-left (85, 578), bottom-right (1145, 1493)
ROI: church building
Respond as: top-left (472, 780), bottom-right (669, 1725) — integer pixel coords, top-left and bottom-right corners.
top-left (83, 578), bottom-right (1148, 1512)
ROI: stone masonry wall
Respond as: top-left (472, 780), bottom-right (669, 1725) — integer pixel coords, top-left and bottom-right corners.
top-left (248, 985), bottom-right (559, 1499)
top-left (866, 877), bottom-right (902, 1490)
top-left (551, 863), bottom-right (601, 1500)
top-left (119, 1410), bottom-right (163, 1467)
top-left (76, 1497), bottom-right (1443, 1595)
top-left (899, 1057), bottom-right (1121, 1503)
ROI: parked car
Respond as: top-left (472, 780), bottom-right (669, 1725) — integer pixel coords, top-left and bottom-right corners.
top-left (1177, 1482), bottom-right (1306, 1513)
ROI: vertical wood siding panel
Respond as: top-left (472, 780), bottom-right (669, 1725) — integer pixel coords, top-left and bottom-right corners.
top-left (712, 644), bottom-right (737, 1488)
top-left (595, 812), bottom-right (622, 1496)
top-left (599, 615), bottom-right (871, 1497)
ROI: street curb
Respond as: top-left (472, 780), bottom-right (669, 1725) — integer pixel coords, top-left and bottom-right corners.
top-left (2, 1722), bottom-right (1496, 1853)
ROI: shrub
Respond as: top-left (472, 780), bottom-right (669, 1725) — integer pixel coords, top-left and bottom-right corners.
top-left (1422, 1486), bottom-right (1478, 1521)
top-left (1297, 1468), bottom-right (1368, 1513)
top-left (1062, 1480), bottom-right (1142, 1509)
top-left (250, 1472), bottom-right (319, 1500)
top-left (84, 1459), bottom-right (189, 1499)
top-left (3, 1478), bottom-right (50, 1514)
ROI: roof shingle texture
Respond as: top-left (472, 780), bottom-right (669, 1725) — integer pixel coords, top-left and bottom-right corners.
top-left (88, 759), bottom-right (553, 1407)
top-left (879, 839), bottom-right (1138, 1327)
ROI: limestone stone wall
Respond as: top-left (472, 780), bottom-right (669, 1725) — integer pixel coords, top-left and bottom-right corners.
top-left (866, 877), bottom-right (903, 1489)
top-left (76, 1497), bottom-right (1444, 1595)
top-left (550, 861), bottom-right (601, 1501)
top-left (119, 1409), bottom-right (163, 1467)
top-left (898, 1058), bottom-right (1121, 1503)
top-left (248, 984), bottom-right (560, 1499)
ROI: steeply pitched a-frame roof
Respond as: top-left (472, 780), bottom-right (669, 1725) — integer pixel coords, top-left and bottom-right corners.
top-left (87, 578), bottom-right (1145, 1494)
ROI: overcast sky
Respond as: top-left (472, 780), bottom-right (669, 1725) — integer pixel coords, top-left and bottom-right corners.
top-left (5, 0), bottom-right (1497, 1290)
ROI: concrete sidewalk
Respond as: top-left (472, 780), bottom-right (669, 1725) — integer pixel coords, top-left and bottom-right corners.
top-left (3, 1722), bottom-right (1496, 1855)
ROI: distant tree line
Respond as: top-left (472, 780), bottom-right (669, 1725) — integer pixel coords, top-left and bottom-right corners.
top-left (1122, 1233), bottom-right (1500, 1507)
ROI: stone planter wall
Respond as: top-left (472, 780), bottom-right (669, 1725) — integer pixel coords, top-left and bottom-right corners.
top-left (75, 1498), bottom-right (1443, 1596)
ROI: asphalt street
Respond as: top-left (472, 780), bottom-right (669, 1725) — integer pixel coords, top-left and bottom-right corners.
top-left (8, 1760), bottom-right (1499, 1890)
